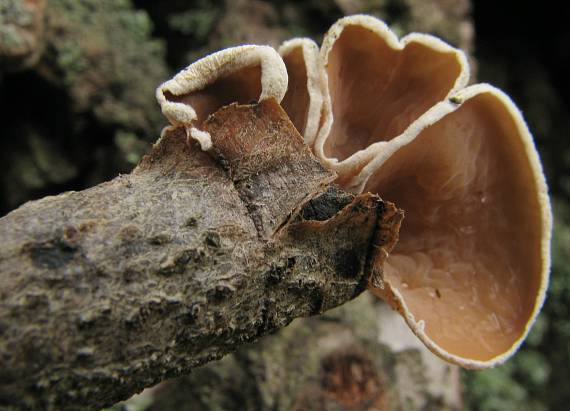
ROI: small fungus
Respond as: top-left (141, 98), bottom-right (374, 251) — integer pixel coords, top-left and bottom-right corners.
top-left (156, 45), bottom-right (288, 150)
top-left (156, 15), bottom-right (551, 369)
top-left (278, 38), bottom-right (328, 146)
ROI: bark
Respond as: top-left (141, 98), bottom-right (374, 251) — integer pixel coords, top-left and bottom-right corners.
top-left (0, 100), bottom-right (402, 411)
top-left (132, 294), bottom-right (464, 411)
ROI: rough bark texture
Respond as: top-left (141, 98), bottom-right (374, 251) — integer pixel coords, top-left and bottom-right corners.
top-left (0, 100), bottom-right (402, 411)
top-left (126, 294), bottom-right (463, 411)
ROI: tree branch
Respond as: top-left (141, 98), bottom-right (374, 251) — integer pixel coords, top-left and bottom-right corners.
top-left (0, 100), bottom-right (402, 411)
top-left (142, 294), bottom-right (463, 411)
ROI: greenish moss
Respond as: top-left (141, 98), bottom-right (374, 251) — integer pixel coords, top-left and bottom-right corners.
top-left (46, 0), bottom-right (168, 138)
top-left (0, 0), bottom-right (35, 26)
top-left (28, 133), bottom-right (77, 184)
top-left (5, 131), bottom-right (77, 191)
top-left (55, 42), bottom-right (89, 85)
top-left (464, 363), bottom-right (545, 411)
top-left (168, 4), bottom-right (220, 41)
top-left (0, 25), bottom-right (26, 50)
top-left (0, 0), bottom-right (41, 67)
top-left (115, 131), bottom-right (151, 165)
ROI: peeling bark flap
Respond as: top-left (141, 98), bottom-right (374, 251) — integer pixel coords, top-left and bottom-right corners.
top-left (204, 99), bottom-right (337, 239)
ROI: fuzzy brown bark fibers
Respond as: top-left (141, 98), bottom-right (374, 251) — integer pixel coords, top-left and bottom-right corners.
top-left (0, 100), bottom-right (402, 411)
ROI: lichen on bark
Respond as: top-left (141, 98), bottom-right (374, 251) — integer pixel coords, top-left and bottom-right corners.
top-left (0, 0), bottom-right (47, 70)
top-left (0, 0), bottom-right (169, 214)
top-left (42, 0), bottom-right (167, 135)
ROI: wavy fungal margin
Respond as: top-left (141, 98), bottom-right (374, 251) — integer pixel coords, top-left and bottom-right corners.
top-left (156, 14), bottom-right (551, 369)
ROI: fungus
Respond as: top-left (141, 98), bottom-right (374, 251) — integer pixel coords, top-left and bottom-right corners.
top-left (307, 15), bottom-right (551, 368)
top-left (156, 15), bottom-right (551, 369)
top-left (278, 38), bottom-right (327, 146)
top-left (313, 15), bottom-right (470, 188)
top-left (156, 45), bottom-right (288, 150)
top-left (365, 84), bottom-right (551, 368)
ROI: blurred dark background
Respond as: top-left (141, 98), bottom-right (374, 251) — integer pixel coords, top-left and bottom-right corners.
top-left (1, 1), bottom-right (568, 410)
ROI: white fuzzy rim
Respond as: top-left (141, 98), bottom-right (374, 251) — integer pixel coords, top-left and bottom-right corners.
top-left (153, 15), bottom-right (551, 368)
top-left (372, 84), bottom-right (552, 369)
top-left (279, 38), bottom-right (327, 146)
top-left (313, 14), bottom-right (470, 178)
top-left (156, 45), bottom-right (288, 150)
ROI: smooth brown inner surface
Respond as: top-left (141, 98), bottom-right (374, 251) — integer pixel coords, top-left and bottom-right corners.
top-left (366, 95), bottom-right (543, 361)
top-left (281, 47), bottom-right (311, 138)
top-left (166, 65), bottom-right (262, 126)
top-left (325, 25), bottom-right (463, 161)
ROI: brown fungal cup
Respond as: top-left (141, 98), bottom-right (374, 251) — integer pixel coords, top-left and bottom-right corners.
top-left (157, 15), bottom-right (551, 369)
top-left (278, 38), bottom-right (328, 146)
top-left (156, 45), bottom-right (288, 150)
top-left (364, 84), bottom-right (551, 368)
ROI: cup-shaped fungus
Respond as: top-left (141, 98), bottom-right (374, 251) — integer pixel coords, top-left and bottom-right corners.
top-left (293, 15), bottom-right (550, 368)
top-left (156, 45), bottom-right (288, 150)
top-left (156, 15), bottom-right (551, 369)
top-left (363, 84), bottom-right (551, 368)
top-left (278, 38), bottom-right (328, 146)
top-left (313, 15), bottom-right (469, 188)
